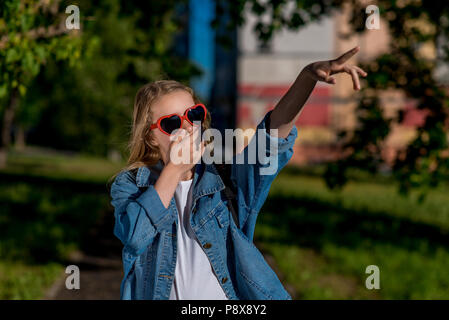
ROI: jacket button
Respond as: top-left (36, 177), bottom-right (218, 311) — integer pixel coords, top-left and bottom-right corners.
top-left (221, 277), bottom-right (228, 284)
top-left (203, 243), bottom-right (212, 249)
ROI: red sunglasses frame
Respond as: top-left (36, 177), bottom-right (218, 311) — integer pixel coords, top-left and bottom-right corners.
top-left (149, 103), bottom-right (207, 136)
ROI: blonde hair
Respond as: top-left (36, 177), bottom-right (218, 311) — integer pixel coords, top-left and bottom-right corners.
top-left (109, 80), bottom-right (212, 184)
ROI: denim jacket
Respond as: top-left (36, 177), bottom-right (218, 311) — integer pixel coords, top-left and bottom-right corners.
top-left (109, 110), bottom-right (298, 300)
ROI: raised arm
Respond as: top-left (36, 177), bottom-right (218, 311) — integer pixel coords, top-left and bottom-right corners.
top-left (269, 46), bottom-right (367, 138)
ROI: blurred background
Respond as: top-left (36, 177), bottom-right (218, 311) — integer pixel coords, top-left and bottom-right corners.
top-left (1, 0), bottom-right (449, 299)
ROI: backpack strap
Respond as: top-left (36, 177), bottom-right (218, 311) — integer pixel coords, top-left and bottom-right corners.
top-left (214, 163), bottom-right (240, 229)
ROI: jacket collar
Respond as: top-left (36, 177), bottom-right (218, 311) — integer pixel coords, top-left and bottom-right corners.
top-left (136, 160), bottom-right (163, 187)
top-left (136, 159), bottom-right (225, 203)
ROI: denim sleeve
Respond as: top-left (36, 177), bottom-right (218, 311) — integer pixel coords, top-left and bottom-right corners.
top-left (231, 110), bottom-right (298, 241)
top-left (110, 170), bottom-right (175, 257)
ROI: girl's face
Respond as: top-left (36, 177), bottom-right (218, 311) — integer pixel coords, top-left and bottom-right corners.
top-left (149, 90), bottom-right (197, 165)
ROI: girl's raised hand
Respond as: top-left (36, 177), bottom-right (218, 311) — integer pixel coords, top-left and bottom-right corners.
top-left (304, 46), bottom-right (367, 90)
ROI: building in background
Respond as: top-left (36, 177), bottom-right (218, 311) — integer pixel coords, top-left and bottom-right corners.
top-left (236, 4), bottom-right (433, 167)
top-left (237, 9), bottom-right (334, 165)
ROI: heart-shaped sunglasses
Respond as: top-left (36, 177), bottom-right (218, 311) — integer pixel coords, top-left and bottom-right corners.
top-left (149, 103), bottom-right (207, 136)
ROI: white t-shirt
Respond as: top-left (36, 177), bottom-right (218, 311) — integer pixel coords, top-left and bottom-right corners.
top-left (169, 178), bottom-right (229, 300)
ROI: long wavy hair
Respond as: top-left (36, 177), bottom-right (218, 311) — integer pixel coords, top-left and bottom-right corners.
top-left (109, 80), bottom-right (212, 184)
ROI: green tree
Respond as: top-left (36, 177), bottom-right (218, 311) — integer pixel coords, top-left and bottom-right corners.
top-left (0, 0), bottom-right (85, 167)
top-left (23, 0), bottom-right (201, 158)
top-left (328, 0), bottom-right (449, 201)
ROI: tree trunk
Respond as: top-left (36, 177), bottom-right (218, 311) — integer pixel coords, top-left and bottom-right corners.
top-left (15, 124), bottom-right (26, 151)
top-left (0, 89), bottom-right (19, 168)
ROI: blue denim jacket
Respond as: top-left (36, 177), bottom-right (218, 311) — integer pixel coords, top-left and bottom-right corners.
top-left (109, 110), bottom-right (298, 300)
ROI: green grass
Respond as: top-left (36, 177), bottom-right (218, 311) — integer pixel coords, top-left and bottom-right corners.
top-left (254, 171), bottom-right (449, 299)
top-left (0, 147), bottom-right (123, 299)
top-left (0, 261), bottom-right (63, 299)
top-left (4, 146), bottom-right (124, 183)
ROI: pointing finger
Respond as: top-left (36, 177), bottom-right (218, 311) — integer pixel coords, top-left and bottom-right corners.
top-left (335, 46), bottom-right (360, 65)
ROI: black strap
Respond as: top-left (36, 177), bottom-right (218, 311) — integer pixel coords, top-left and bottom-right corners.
top-left (214, 163), bottom-right (240, 229)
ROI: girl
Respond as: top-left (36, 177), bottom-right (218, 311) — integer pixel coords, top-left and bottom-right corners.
top-left (109, 46), bottom-right (366, 300)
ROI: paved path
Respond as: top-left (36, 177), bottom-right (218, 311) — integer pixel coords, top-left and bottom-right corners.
top-left (45, 206), bottom-right (123, 300)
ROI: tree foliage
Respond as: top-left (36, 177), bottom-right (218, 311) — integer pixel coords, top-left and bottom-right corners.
top-left (0, 0), bottom-right (87, 167)
top-left (334, 0), bottom-right (449, 201)
top-left (7, 0), bottom-right (201, 157)
top-left (0, 0), bottom-right (83, 100)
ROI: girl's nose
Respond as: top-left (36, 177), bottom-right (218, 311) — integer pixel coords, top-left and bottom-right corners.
top-left (182, 118), bottom-right (193, 132)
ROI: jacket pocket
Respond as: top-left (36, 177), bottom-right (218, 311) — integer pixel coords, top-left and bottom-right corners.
top-left (215, 202), bottom-right (230, 229)
top-left (214, 202), bottom-right (231, 243)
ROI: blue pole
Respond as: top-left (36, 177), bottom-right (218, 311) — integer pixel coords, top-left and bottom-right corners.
top-left (189, 0), bottom-right (215, 104)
